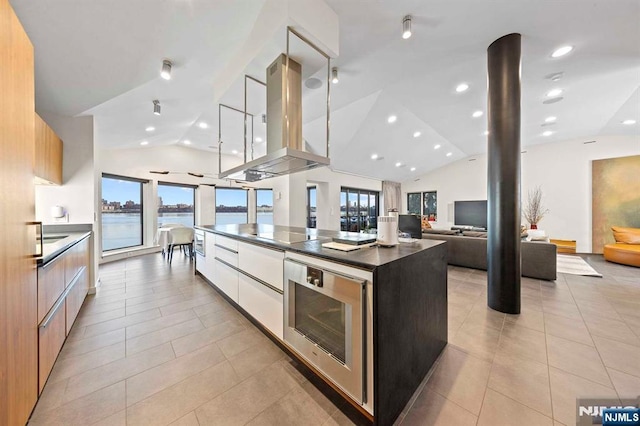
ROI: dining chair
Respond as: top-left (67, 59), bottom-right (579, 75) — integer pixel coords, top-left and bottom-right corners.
top-left (167, 227), bottom-right (194, 263)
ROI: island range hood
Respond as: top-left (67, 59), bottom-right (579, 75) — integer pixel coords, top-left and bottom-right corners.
top-left (219, 47), bottom-right (331, 182)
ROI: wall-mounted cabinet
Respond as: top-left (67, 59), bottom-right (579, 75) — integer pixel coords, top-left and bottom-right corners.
top-left (35, 113), bottom-right (63, 185)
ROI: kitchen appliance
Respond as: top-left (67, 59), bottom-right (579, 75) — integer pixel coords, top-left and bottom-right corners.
top-left (284, 259), bottom-right (366, 404)
top-left (376, 215), bottom-right (399, 247)
top-left (194, 229), bottom-right (205, 256)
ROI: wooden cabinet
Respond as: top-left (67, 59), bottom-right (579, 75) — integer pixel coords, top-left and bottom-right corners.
top-left (0, 0), bottom-right (38, 424)
top-left (34, 112), bottom-right (63, 185)
top-left (37, 235), bottom-right (91, 392)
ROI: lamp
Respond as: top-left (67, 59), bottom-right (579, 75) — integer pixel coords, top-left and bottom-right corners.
top-left (153, 100), bottom-right (161, 115)
top-left (402, 15), bottom-right (412, 39)
top-left (331, 67), bottom-right (339, 84)
top-left (160, 59), bottom-right (172, 80)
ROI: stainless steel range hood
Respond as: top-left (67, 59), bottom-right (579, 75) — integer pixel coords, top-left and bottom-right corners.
top-left (219, 29), bottom-right (331, 182)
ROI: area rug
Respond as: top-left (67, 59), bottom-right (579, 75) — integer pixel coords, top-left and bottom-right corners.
top-left (557, 254), bottom-right (602, 277)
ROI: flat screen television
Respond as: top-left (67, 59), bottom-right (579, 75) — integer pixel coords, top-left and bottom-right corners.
top-left (454, 200), bottom-right (487, 229)
top-left (398, 214), bottom-right (422, 239)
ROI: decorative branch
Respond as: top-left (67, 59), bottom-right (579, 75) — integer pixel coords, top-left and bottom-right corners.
top-left (523, 186), bottom-right (550, 225)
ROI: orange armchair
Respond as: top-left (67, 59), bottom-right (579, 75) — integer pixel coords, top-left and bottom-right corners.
top-left (603, 226), bottom-right (640, 267)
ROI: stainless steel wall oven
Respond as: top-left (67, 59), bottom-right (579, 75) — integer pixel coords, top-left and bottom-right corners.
top-left (283, 259), bottom-right (366, 404)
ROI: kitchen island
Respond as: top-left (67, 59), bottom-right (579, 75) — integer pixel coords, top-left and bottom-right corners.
top-left (195, 224), bottom-right (447, 426)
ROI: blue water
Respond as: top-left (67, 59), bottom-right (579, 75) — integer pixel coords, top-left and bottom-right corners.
top-left (102, 212), bottom-right (273, 251)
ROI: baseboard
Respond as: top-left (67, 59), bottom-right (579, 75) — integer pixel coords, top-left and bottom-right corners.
top-left (100, 246), bottom-right (162, 264)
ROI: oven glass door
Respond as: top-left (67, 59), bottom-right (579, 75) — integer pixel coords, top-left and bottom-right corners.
top-left (294, 282), bottom-right (348, 363)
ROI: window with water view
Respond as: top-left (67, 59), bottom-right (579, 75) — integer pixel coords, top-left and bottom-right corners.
top-left (101, 174), bottom-right (145, 251)
top-left (157, 183), bottom-right (195, 228)
top-left (256, 189), bottom-right (274, 225)
top-left (216, 188), bottom-right (248, 225)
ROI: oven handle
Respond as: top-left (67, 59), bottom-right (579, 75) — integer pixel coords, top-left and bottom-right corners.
top-left (283, 258), bottom-right (366, 283)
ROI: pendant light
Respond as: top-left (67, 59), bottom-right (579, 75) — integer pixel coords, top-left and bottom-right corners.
top-left (402, 15), bottom-right (412, 39)
top-left (153, 100), bottom-right (161, 115)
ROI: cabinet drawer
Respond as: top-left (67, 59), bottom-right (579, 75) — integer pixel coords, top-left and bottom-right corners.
top-left (39, 297), bottom-right (66, 393)
top-left (215, 235), bottom-right (238, 252)
top-left (214, 258), bottom-right (238, 302)
top-left (238, 242), bottom-right (284, 291)
top-left (65, 267), bottom-right (88, 335)
top-left (238, 274), bottom-right (283, 340)
top-left (215, 243), bottom-right (238, 267)
top-left (38, 256), bottom-right (66, 324)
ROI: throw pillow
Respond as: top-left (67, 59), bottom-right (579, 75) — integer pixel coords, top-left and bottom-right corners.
top-left (421, 216), bottom-right (432, 230)
top-left (612, 226), bottom-right (640, 244)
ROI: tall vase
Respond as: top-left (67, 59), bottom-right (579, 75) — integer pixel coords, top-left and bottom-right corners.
top-left (530, 224), bottom-right (538, 229)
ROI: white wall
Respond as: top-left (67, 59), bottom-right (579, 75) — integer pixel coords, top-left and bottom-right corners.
top-left (401, 135), bottom-right (640, 253)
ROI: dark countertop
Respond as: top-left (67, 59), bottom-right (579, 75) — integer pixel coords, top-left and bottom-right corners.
top-left (38, 231), bottom-right (91, 266)
top-left (196, 224), bottom-right (445, 271)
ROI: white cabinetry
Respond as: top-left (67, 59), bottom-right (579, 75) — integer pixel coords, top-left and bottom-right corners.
top-left (238, 274), bottom-right (283, 339)
top-left (196, 232), bottom-right (216, 283)
top-left (214, 258), bottom-right (238, 302)
top-left (238, 242), bottom-right (284, 291)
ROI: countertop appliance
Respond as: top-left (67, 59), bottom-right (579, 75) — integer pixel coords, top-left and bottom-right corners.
top-left (376, 215), bottom-right (398, 247)
top-left (284, 259), bottom-right (366, 404)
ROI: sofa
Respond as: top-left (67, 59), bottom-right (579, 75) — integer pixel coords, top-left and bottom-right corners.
top-left (603, 226), bottom-right (640, 267)
top-left (422, 230), bottom-right (557, 280)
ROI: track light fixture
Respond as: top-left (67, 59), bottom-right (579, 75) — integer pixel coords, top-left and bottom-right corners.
top-left (160, 59), bottom-right (172, 80)
top-left (153, 100), bottom-right (161, 115)
top-left (402, 15), bottom-right (412, 39)
top-left (331, 67), bottom-right (339, 84)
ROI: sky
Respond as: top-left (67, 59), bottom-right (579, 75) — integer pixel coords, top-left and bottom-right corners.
top-left (102, 178), bottom-right (276, 207)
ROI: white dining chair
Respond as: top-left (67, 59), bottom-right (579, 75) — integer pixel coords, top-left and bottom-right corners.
top-left (167, 227), bottom-right (194, 263)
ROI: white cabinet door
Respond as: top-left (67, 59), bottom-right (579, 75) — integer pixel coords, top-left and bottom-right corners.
top-left (203, 233), bottom-right (216, 282)
top-left (238, 242), bottom-right (284, 291)
top-left (195, 253), bottom-right (208, 276)
top-left (238, 273), bottom-right (283, 340)
top-left (214, 258), bottom-right (238, 302)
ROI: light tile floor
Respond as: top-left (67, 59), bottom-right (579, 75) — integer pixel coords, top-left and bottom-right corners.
top-left (30, 254), bottom-right (640, 425)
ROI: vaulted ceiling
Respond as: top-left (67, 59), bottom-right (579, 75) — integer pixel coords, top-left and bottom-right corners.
top-left (12, 0), bottom-right (640, 182)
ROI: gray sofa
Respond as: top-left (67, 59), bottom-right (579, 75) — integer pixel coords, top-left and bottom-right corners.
top-left (422, 232), bottom-right (557, 280)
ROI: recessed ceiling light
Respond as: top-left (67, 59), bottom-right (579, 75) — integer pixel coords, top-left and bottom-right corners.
top-left (413, 131), bottom-right (421, 138)
top-left (387, 115), bottom-right (397, 123)
top-left (410, 167), bottom-right (416, 172)
top-left (546, 89), bottom-right (563, 97)
top-left (145, 126), bottom-right (155, 132)
top-left (198, 122), bottom-right (208, 129)
top-left (542, 130), bottom-right (554, 137)
top-left (183, 140), bottom-right (191, 145)
top-left (483, 130), bottom-right (489, 136)
top-left (402, 15), bottom-right (412, 39)
top-left (395, 162), bottom-right (402, 167)
top-left (255, 137), bottom-right (263, 142)
top-left (622, 119), bottom-right (637, 125)
top-left (545, 116), bottom-right (557, 123)
top-left (446, 152), bottom-right (452, 157)
top-left (140, 141), bottom-right (149, 146)
top-left (371, 154), bottom-right (379, 160)
top-left (455, 83), bottom-right (469, 93)
top-left (434, 144), bottom-right (441, 150)
top-left (551, 45), bottom-right (573, 58)
top-left (231, 150), bottom-right (238, 154)
top-left (472, 110), bottom-right (483, 118)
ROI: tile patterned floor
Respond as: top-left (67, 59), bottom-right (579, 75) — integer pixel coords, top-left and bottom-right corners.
top-left (30, 254), bottom-right (640, 425)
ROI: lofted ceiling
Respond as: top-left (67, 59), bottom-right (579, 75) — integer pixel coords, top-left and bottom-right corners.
top-left (11, 0), bottom-right (640, 182)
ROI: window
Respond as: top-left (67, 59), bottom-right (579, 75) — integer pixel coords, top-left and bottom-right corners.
top-left (340, 187), bottom-right (379, 232)
top-left (216, 188), bottom-right (248, 224)
top-left (256, 189), bottom-right (274, 225)
top-left (101, 174), bottom-right (145, 251)
top-left (157, 182), bottom-right (196, 228)
top-left (307, 186), bottom-right (317, 228)
top-left (423, 191), bottom-right (438, 221)
top-left (407, 192), bottom-right (421, 215)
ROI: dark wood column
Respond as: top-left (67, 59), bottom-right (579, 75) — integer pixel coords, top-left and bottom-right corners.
top-left (487, 33), bottom-right (522, 314)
